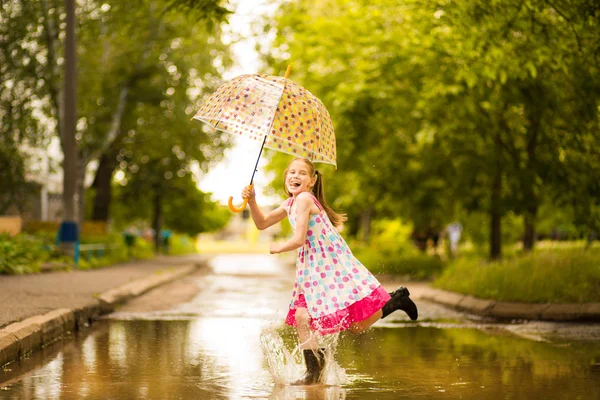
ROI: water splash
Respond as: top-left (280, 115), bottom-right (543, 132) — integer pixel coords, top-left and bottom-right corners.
top-left (260, 328), bottom-right (303, 385)
top-left (270, 384), bottom-right (347, 400)
top-left (317, 334), bottom-right (347, 386)
top-left (259, 328), bottom-right (347, 387)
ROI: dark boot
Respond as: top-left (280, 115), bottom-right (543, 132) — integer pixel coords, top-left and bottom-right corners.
top-left (292, 348), bottom-right (326, 385)
top-left (381, 286), bottom-right (418, 320)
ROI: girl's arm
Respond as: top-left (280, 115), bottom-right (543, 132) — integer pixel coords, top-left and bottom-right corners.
top-left (270, 193), bottom-right (314, 254)
top-left (242, 186), bottom-right (287, 230)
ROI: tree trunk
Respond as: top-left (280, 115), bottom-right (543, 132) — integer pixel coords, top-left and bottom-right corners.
top-left (92, 152), bottom-right (116, 221)
top-left (359, 206), bottom-right (373, 243)
top-left (62, 0), bottom-right (78, 223)
top-left (521, 83), bottom-right (542, 252)
top-left (490, 178), bottom-right (502, 260)
top-left (523, 207), bottom-right (537, 252)
top-left (490, 132), bottom-right (503, 261)
top-left (152, 190), bottom-right (162, 254)
top-left (58, 0), bottom-right (79, 258)
top-left (77, 160), bottom-right (87, 225)
top-left (490, 211), bottom-right (502, 261)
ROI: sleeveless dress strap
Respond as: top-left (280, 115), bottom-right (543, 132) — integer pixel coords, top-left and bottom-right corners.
top-left (305, 192), bottom-right (324, 212)
top-left (287, 192), bottom-right (323, 214)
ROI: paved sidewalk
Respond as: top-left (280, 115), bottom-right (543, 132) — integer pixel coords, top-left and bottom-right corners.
top-left (0, 254), bottom-right (211, 367)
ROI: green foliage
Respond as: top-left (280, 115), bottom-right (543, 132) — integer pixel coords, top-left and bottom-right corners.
top-left (350, 219), bottom-right (445, 279)
top-left (459, 211), bottom-right (523, 247)
top-left (434, 242), bottom-right (600, 303)
top-left (536, 202), bottom-right (581, 240)
top-left (77, 232), bottom-right (156, 269)
top-left (130, 238), bottom-right (156, 260)
top-left (1, 0), bottom-right (234, 234)
top-left (168, 233), bottom-right (197, 255)
top-left (0, 150), bottom-right (37, 214)
top-left (0, 234), bottom-right (47, 274)
top-left (112, 174), bottom-right (230, 235)
top-left (265, 0), bottom-right (600, 259)
top-left (0, 1), bottom-right (49, 214)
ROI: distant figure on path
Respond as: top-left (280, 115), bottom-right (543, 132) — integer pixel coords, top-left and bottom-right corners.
top-left (242, 158), bottom-right (418, 385)
top-left (446, 221), bottom-right (463, 257)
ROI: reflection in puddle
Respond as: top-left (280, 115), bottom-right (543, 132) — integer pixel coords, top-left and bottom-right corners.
top-left (271, 385), bottom-right (347, 400)
top-left (1, 254), bottom-right (600, 399)
top-left (3, 322), bottom-right (599, 399)
top-left (0, 318), bottom-right (600, 400)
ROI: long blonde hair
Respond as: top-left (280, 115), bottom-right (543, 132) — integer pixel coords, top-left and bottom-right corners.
top-left (283, 158), bottom-right (347, 228)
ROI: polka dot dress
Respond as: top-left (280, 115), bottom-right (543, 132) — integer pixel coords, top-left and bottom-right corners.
top-left (284, 193), bottom-right (391, 335)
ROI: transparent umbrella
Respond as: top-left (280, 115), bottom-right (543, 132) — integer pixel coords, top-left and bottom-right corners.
top-left (192, 66), bottom-right (336, 212)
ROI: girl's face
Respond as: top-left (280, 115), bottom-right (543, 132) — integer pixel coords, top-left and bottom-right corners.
top-left (285, 160), bottom-right (316, 196)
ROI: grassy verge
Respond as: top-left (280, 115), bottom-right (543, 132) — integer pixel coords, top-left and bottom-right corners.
top-left (351, 242), bottom-right (444, 280)
top-left (0, 233), bottom-right (49, 274)
top-left (1, 231), bottom-right (199, 274)
top-left (434, 244), bottom-right (600, 303)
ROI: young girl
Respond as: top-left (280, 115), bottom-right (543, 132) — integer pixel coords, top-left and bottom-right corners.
top-left (242, 158), bottom-right (418, 385)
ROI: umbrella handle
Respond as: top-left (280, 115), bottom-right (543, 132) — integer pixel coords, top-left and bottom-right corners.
top-left (228, 184), bottom-right (253, 213)
top-left (228, 197), bottom-right (248, 213)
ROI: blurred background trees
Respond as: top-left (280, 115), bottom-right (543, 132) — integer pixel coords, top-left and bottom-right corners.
top-left (1, 0), bottom-right (599, 284)
top-left (1, 0), bottom-right (233, 252)
top-left (263, 0), bottom-right (600, 261)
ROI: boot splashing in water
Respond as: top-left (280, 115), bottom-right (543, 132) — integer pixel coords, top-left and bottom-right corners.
top-left (293, 348), bottom-right (326, 385)
top-left (381, 286), bottom-right (418, 320)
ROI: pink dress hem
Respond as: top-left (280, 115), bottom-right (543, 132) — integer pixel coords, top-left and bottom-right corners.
top-left (285, 285), bottom-right (390, 335)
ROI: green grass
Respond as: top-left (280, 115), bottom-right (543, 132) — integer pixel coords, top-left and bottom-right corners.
top-left (0, 233), bottom-right (47, 274)
top-left (352, 243), bottom-right (444, 280)
top-left (168, 233), bottom-right (197, 255)
top-left (434, 244), bottom-right (600, 303)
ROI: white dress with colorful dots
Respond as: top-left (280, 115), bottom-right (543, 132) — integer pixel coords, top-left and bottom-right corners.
top-left (284, 193), bottom-right (391, 335)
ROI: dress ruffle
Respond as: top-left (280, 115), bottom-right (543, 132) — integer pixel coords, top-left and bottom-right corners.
top-left (285, 285), bottom-right (391, 335)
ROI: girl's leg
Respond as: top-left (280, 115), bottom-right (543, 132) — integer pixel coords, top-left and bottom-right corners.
top-left (294, 307), bottom-right (325, 385)
top-left (348, 286), bottom-right (418, 334)
top-left (295, 307), bottom-right (319, 349)
top-left (349, 309), bottom-right (382, 334)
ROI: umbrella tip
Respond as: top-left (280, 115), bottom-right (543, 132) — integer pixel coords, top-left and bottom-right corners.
top-left (284, 65), bottom-right (292, 79)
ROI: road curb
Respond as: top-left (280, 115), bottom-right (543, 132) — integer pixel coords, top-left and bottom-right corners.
top-left (0, 263), bottom-right (202, 368)
top-left (420, 287), bottom-right (600, 322)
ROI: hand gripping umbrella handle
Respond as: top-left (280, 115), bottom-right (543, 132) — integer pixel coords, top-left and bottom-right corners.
top-left (228, 184), bottom-right (253, 213)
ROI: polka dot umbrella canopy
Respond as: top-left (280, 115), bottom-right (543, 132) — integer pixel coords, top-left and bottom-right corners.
top-left (192, 68), bottom-right (336, 212)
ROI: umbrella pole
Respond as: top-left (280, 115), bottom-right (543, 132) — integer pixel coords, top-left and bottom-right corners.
top-left (228, 135), bottom-right (267, 213)
top-left (249, 135), bottom-right (267, 185)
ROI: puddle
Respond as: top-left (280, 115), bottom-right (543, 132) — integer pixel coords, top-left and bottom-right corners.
top-left (2, 255), bottom-right (599, 399)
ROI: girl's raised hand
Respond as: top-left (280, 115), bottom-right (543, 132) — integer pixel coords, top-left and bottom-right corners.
top-left (241, 185), bottom-right (255, 201)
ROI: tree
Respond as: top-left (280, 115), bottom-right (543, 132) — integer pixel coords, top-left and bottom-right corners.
top-left (265, 0), bottom-right (600, 260)
top-left (0, 1), bottom-right (50, 215)
top-left (84, 2), bottom-right (233, 223)
top-left (72, 0), bottom-right (231, 223)
top-left (0, 0), bottom-right (232, 228)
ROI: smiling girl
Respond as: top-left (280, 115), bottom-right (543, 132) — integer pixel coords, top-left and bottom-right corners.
top-left (241, 158), bottom-right (417, 385)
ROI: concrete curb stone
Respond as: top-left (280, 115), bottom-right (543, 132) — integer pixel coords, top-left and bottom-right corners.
top-left (487, 302), bottom-right (550, 320)
top-left (457, 295), bottom-right (495, 314)
top-left (0, 263), bottom-right (201, 368)
top-left (421, 287), bottom-right (600, 322)
top-left (2, 319), bottom-right (42, 360)
top-left (0, 332), bottom-right (19, 369)
top-left (579, 303), bottom-right (600, 320)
